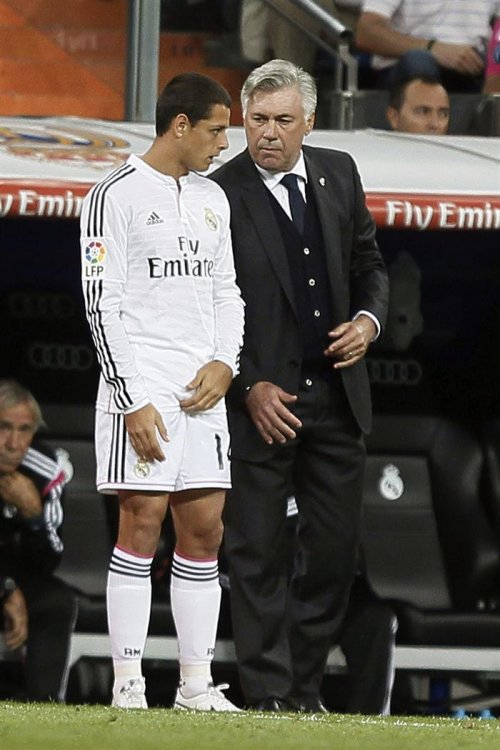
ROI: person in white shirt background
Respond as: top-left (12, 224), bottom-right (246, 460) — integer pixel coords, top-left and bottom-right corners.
top-left (356, 0), bottom-right (500, 91)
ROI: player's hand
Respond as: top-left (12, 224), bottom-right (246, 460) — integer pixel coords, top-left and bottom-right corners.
top-left (0, 472), bottom-right (43, 519)
top-left (180, 361), bottom-right (233, 412)
top-left (245, 381), bottom-right (302, 445)
top-left (3, 587), bottom-right (28, 650)
top-left (124, 403), bottom-right (169, 462)
top-left (325, 315), bottom-right (375, 369)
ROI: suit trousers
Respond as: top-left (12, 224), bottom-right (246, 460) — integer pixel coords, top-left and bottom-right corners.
top-left (338, 577), bottom-right (397, 714)
top-left (224, 375), bottom-right (365, 704)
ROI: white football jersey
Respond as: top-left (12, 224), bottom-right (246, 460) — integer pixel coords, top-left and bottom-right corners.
top-left (80, 154), bottom-right (244, 414)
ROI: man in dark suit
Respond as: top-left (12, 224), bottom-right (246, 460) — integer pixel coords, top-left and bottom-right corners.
top-left (211, 59), bottom-right (389, 712)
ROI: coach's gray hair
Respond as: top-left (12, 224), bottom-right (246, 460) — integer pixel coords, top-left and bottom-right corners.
top-left (0, 379), bottom-right (43, 430)
top-left (241, 59), bottom-right (317, 121)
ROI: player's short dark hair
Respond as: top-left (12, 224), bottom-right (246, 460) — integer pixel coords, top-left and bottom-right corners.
top-left (156, 73), bottom-right (232, 136)
top-left (388, 75), bottom-right (444, 111)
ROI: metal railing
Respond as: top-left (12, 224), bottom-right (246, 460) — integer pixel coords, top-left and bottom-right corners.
top-left (123, 0), bottom-right (364, 130)
top-left (262, 0), bottom-right (358, 93)
top-left (125, 0), bottom-right (161, 122)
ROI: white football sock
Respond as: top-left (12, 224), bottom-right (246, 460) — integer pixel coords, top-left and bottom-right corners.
top-left (170, 550), bottom-right (221, 697)
top-left (107, 546), bottom-right (152, 688)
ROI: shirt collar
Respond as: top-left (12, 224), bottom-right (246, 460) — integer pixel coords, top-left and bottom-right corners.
top-left (254, 151), bottom-right (308, 189)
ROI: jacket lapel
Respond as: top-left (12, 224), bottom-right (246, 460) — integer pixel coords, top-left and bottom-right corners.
top-left (239, 152), bottom-right (297, 315)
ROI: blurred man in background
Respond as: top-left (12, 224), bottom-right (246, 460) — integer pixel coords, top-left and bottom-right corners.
top-left (0, 379), bottom-right (76, 702)
top-left (386, 75), bottom-right (450, 134)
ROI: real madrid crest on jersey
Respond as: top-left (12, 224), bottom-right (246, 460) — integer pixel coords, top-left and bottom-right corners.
top-left (134, 458), bottom-right (151, 479)
top-left (204, 207), bottom-right (218, 231)
top-left (378, 464), bottom-right (404, 501)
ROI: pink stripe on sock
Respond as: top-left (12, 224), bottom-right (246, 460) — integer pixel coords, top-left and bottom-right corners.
top-left (115, 544), bottom-right (154, 560)
top-left (174, 548), bottom-right (217, 563)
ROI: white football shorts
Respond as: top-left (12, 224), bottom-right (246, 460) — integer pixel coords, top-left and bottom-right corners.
top-left (95, 405), bottom-right (231, 494)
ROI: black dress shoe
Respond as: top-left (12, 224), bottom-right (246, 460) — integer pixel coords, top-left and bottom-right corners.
top-left (247, 697), bottom-right (290, 712)
top-left (288, 696), bottom-right (329, 714)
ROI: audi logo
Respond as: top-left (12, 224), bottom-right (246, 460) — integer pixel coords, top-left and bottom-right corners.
top-left (27, 342), bottom-right (94, 371)
top-left (367, 358), bottom-right (423, 386)
top-left (7, 292), bottom-right (75, 320)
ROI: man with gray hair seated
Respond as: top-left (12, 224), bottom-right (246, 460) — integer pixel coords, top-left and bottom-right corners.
top-left (0, 379), bottom-right (76, 702)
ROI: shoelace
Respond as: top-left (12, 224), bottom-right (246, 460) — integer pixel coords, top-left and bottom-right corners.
top-left (210, 683), bottom-right (229, 694)
top-left (207, 683), bottom-right (234, 706)
top-left (119, 679), bottom-right (145, 701)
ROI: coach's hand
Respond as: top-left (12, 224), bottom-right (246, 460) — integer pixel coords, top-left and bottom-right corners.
top-left (181, 361), bottom-right (233, 412)
top-left (325, 314), bottom-right (376, 369)
top-left (245, 381), bottom-right (302, 445)
top-left (125, 403), bottom-right (168, 462)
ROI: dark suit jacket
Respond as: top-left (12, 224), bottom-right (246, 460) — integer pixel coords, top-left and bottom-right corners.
top-left (211, 145), bottom-right (389, 460)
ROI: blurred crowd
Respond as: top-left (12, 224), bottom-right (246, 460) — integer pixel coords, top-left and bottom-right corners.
top-left (162, 0), bottom-right (500, 94)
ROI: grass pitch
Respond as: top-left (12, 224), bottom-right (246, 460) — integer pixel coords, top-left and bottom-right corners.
top-left (1, 702), bottom-right (500, 750)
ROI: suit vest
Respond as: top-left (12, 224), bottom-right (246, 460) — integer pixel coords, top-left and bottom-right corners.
top-left (268, 183), bottom-right (335, 374)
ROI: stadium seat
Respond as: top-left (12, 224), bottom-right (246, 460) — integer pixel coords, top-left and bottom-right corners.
top-left (45, 437), bottom-right (110, 632)
top-left (363, 415), bottom-right (500, 636)
top-left (361, 415), bottom-right (500, 710)
top-left (480, 419), bottom-right (500, 542)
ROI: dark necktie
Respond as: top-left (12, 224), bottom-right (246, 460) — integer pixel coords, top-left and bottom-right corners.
top-left (281, 173), bottom-right (306, 234)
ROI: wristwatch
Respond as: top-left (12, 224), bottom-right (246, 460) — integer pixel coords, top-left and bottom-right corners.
top-left (0, 576), bottom-right (16, 604)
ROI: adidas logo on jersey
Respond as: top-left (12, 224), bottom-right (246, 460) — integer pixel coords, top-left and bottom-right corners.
top-left (146, 211), bottom-right (164, 225)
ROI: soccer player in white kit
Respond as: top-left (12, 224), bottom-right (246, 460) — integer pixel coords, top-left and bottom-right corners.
top-left (80, 73), bottom-right (245, 711)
